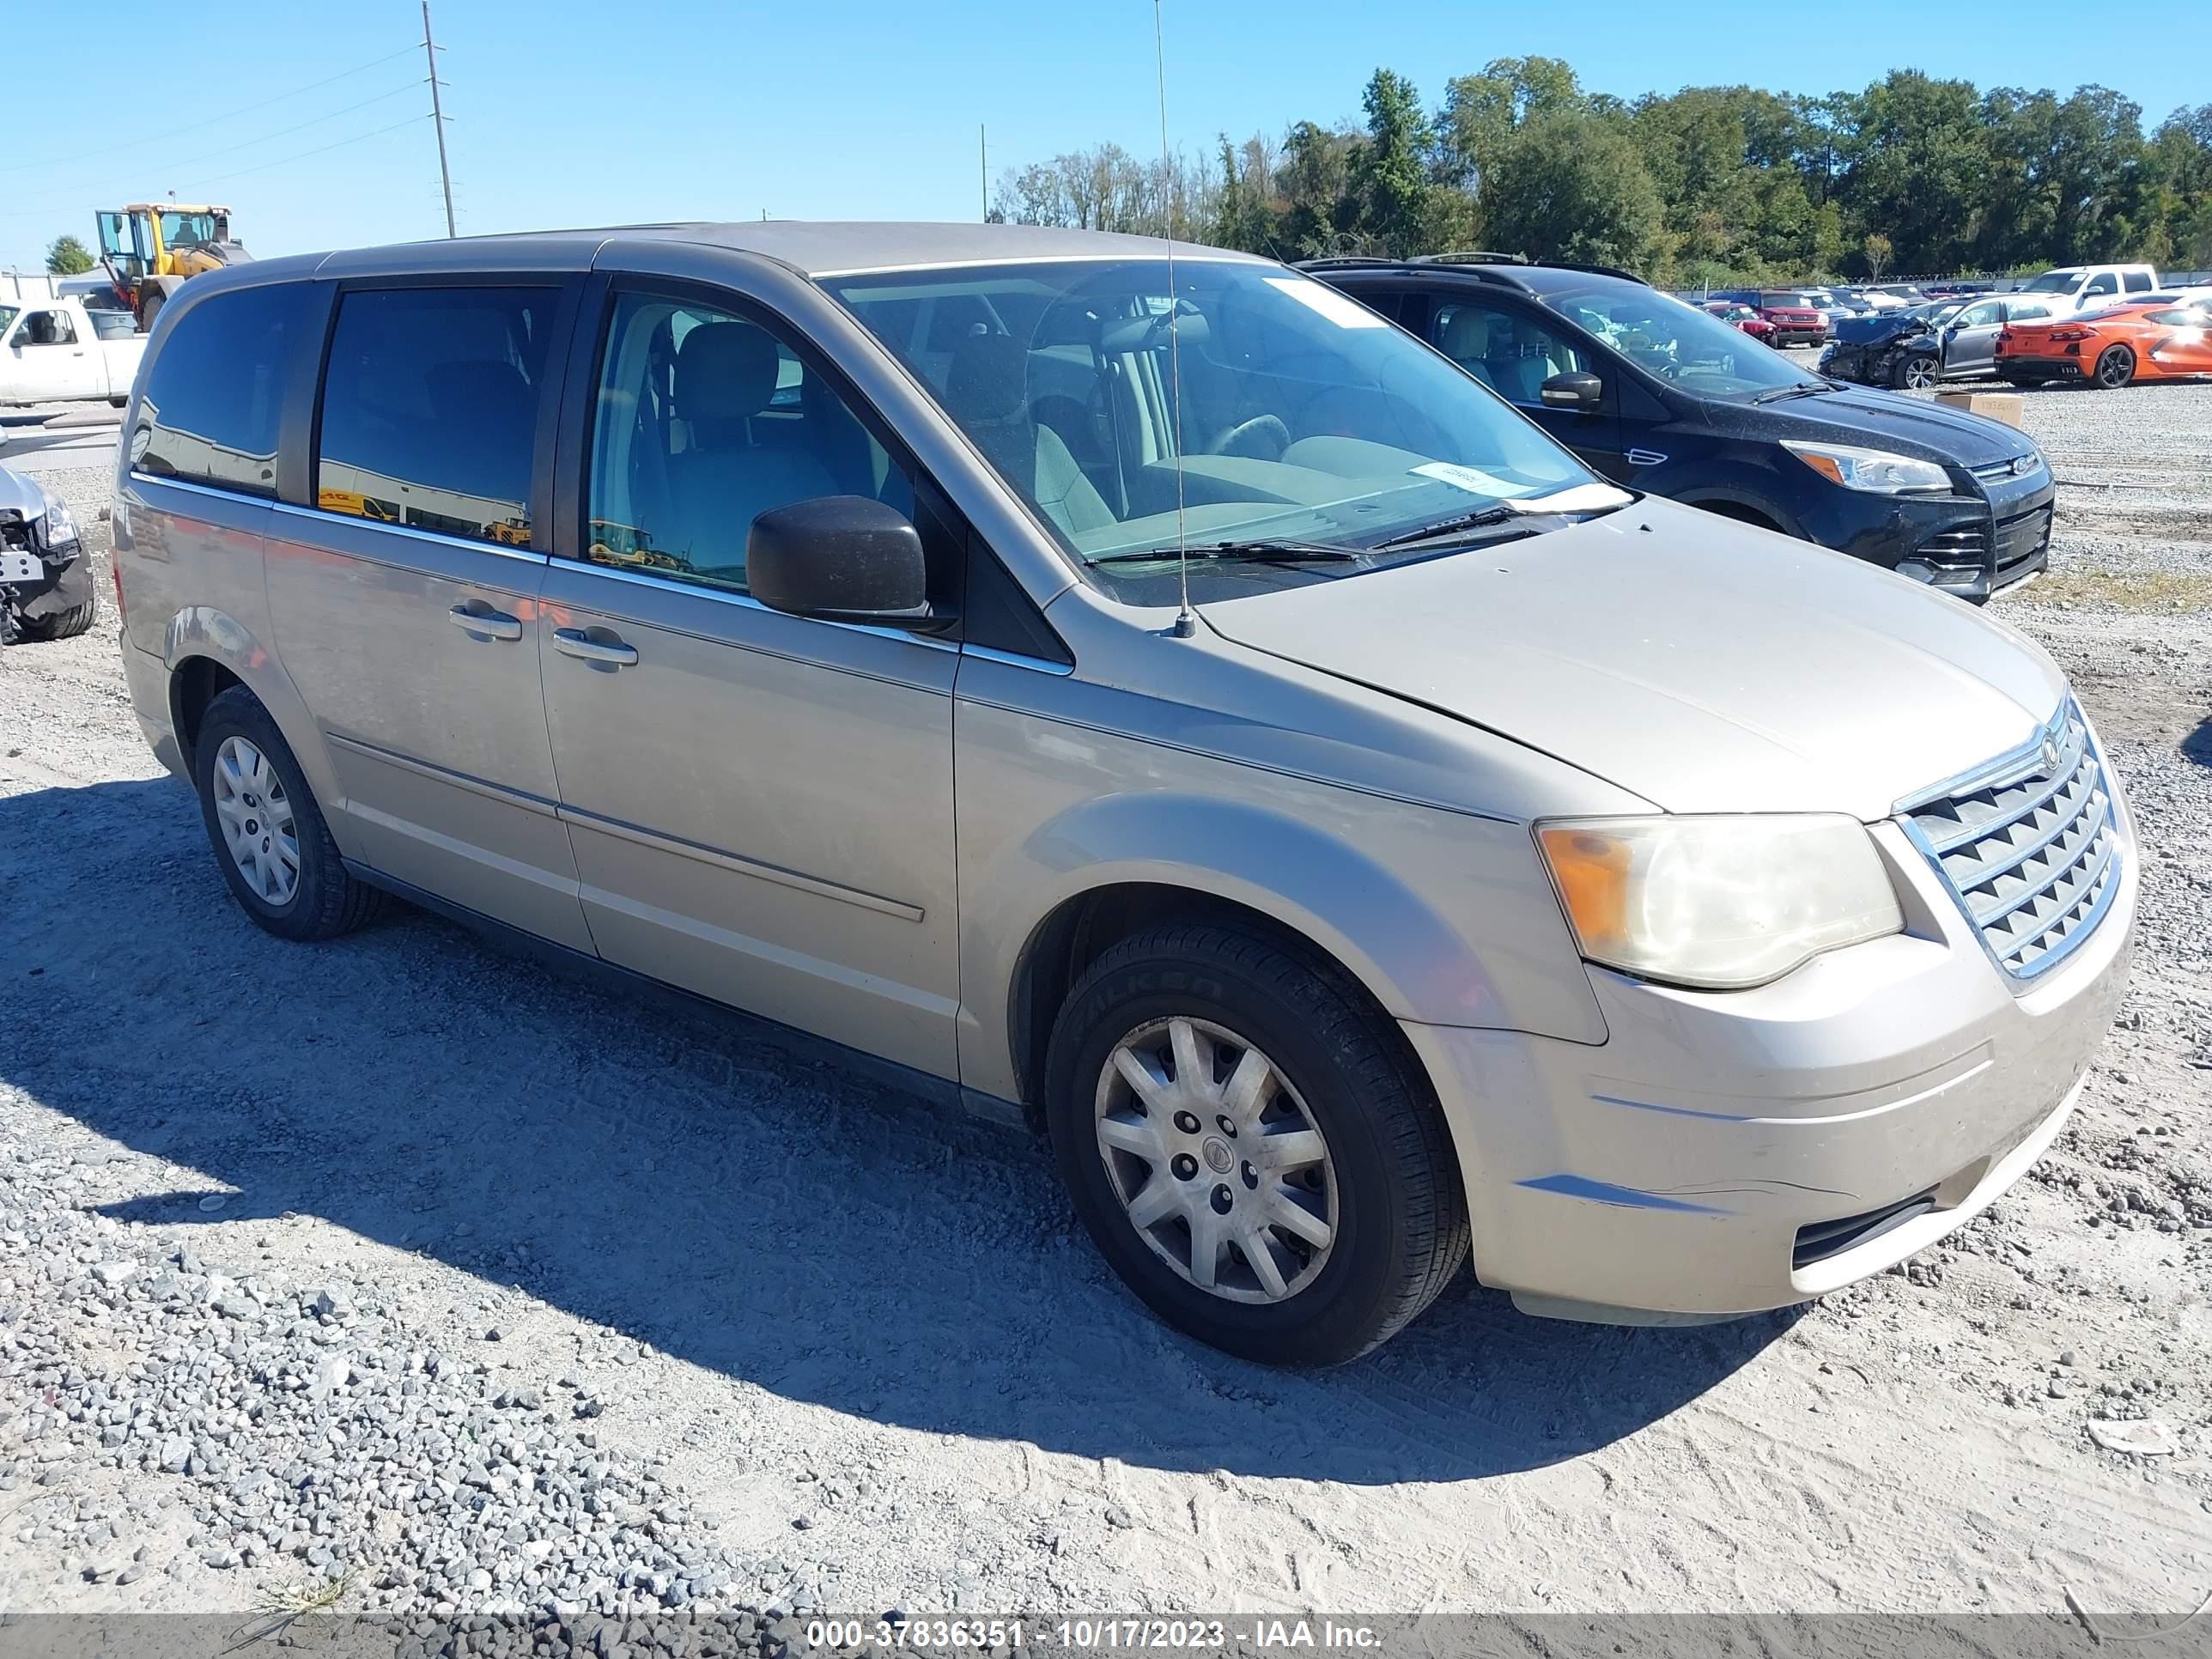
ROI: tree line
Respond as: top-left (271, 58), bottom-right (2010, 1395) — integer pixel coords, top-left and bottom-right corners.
top-left (991, 59), bottom-right (2212, 286)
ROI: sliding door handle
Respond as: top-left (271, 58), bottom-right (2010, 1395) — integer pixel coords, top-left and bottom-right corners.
top-left (552, 627), bottom-right (639, 667)
top-left (448, 603), bottom-right (522, 641)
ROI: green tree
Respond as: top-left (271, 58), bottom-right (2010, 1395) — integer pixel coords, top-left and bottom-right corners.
top-left (1436, 56), bottom-right (1584, 191)
top-left (1480, 111), bottom-right (1668, 271)
top-left (1350, 69), bottom-right (1451, 255)
top-left (45, 234), bottom-right (94, 276)
top-left (1863, 231), bottom-right (1893, 278)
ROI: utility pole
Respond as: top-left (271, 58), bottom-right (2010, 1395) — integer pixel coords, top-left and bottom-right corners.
top-left (979, 125), bottom-right (988, 222)
top-left (422, 0), bottom-right (456, 239)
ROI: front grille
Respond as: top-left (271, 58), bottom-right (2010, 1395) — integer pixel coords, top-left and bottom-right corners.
top-left (1794, 1188), bottom-right (1940, 1268)
top-left (1969, 456), bottom-right (2040, 483)
top-left (1899, 699), bottom-right (2121, 981)
top-left (1915, 521), bottom-right (1990, 573)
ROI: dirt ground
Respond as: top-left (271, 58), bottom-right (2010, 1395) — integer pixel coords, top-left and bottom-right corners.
top-left (3, 380), bottom-right (2209, 1621)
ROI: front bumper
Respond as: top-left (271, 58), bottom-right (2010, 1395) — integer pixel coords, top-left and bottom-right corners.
top-left (1401, 811), bottom-right (2136, 1322)
top-left (0, 544), bottom-right (92, 622)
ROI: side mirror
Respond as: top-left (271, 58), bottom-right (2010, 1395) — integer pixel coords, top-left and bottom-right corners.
top-left (746, 495), bottom-right (938, 629)
top-left (1539, 370), bottom-right (1603, 411)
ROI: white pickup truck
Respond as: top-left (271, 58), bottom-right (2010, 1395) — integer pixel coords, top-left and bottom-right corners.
top-left (0, 295), bottom-right (146, 406)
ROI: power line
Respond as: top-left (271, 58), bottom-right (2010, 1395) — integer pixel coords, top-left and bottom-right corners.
top-left (180, 116), bottom-right (428, 191)
top-left (137, 82), bottom-right (427, 181)
top-left (0, 44), bottom-right (422, 177)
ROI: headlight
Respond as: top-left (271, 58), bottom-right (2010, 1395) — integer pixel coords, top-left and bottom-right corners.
top-left (1782, 440), bottom-right (1951, 495)
top-left (39, 491), bottom-right (79, 548)
top-left (1535, 815), bottom-right (1904, 990)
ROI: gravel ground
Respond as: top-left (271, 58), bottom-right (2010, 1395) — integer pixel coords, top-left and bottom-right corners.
top-left (3, 383), bottom-right (2210, 1628)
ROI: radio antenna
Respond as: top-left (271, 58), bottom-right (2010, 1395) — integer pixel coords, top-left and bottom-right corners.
top-left (1152, 0), bottom-right (1195, 638)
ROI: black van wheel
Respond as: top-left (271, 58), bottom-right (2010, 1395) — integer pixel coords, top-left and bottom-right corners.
top-left (1044, 923), bottom-right (1468, 1366)
top-left (192, 686), bottom-right (384, 941)
top-left (2093, 345), bottom-right (2135, 389)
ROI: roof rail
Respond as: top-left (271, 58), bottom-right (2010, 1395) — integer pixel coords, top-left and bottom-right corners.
top-left (1407, 250), bottom-right (1528, 266)
top-left (1292, 256), bottom-right (1402, 270)
top-left (1541, 259), bottom-right (1649, 284)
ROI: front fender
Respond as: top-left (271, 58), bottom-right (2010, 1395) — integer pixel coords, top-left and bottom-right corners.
top-left (953, 699), bottom-right (1612, 1103)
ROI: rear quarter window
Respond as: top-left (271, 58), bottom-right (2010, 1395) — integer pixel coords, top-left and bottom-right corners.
top-left (132, 283), bottom-right (310, 498)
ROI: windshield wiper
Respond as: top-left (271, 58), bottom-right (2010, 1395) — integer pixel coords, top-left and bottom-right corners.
top-left (1370, 505), bottom-right (1524, 550)
top-left (1750, 382), bottom-right (1827, 404)
top-left (1087, 538), bottom-right (1362, 566)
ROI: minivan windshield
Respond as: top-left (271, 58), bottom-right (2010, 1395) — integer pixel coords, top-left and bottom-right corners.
top-left (1540, 286), bottom-right (1811, 396)
top-left (825, 259), bottom-right (1611, 586)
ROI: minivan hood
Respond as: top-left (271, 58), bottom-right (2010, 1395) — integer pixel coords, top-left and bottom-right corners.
top-left (1201, 497), bottom-right (2065, 820)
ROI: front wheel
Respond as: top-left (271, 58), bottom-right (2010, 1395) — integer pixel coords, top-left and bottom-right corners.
top-left (1044, 924), bottom-right (1468, 1365)
top-left (14, 595), bottom-right (97, 641)
top-left (1892, 354), bottom-right (1939, 391)
top-left (2093, 344), bottom-right (2135, 389)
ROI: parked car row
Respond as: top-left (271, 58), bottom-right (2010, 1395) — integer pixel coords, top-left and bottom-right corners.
top-left (109, 223), bottom-right (2130, 1364)
top-left (1820, 295), bottom-right (2064, 388)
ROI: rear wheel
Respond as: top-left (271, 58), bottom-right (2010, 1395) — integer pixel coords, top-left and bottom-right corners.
top-left (2093, 344), bottom-right (2135, 389)
top-left (1892, 354), bottom-right (1939, 391)
top-left (191, 686), bottom-right (383, 941)
top-left (1044, 924), bottom-right (1468, 1366)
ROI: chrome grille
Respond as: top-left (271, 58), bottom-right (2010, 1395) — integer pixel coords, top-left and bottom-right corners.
top-left (1916, 522), bottom-right (1990, 572)
top-left (1899, 700), bottom-right (2121, 981)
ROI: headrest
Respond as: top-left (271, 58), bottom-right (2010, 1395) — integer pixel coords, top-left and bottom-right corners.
top-left (944, 332), bottom-right (1030, 425)
top-left (676, 322), bottom-right (781, 423)
top-left (1437, 308), bottom-right (1489, 360)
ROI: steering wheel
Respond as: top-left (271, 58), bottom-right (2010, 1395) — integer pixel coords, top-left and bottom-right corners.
top-left (1206, 414), bottom-right (1291, 460)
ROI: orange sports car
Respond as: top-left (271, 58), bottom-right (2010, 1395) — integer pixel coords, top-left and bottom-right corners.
top-left (1996, 294), bottom-right (2212, 388)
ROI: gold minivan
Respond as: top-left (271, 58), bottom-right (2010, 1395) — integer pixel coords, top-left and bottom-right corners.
top-left (112, 222), bottom-right (2133, 1363)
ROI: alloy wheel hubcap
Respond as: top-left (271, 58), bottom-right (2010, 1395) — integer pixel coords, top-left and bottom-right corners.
top-left (211, 737), bottom-right (300, 906)
top-left (1094, 1016), bottom-right (1336, 1304)
top-left (1905, 360), bottom-right (1934, 388)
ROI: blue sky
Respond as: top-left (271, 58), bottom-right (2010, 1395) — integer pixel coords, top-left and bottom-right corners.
top-left (6, 0), bottom-right (2208, 272)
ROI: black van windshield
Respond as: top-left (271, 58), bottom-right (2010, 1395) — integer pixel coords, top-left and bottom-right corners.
top-left (825, 259), bottom-right (1613, 587)
top-left (1540, 287), bottom-right (1813, 397)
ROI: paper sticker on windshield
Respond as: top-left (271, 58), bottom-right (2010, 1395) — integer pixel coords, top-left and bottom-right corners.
top-left (1263, 277), bottom-right (1389, 329)
top-left (1410, 461), bottom-right (1536, 497)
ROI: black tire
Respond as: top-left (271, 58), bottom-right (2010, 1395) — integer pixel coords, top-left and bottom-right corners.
top-left (1891, 353), bottom-right (1938, 391)
top-left (192, 685), bottom-right (383, 941)
top-left (14, 595), bottom-right (97, 642)
top-left (1044, 923), bottom-right (1469, 1366)
top-left (2093, 344), bottom-right (2135, 389)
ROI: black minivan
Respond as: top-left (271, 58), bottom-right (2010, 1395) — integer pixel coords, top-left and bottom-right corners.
top-left (1306, 256), bottom-right (2055, 602)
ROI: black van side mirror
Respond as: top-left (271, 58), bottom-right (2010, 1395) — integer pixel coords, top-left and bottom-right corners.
top-left (747, 495), bottom-right (943, 630)
top-left (1539, 370), bottom-right (1603, 411)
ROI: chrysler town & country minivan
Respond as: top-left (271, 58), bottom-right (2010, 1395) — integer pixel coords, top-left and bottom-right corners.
top-left (112, 223), bottom-right (2135, 1364)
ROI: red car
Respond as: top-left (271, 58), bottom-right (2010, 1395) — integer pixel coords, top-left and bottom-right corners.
top-left (1753, 291), bottom-right (1830, 348)
top-left (1703, 301), bottom-right (1778, 342)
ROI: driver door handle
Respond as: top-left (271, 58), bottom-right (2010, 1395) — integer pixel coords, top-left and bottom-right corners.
top-left (553, 628), bottom-right (639, 667)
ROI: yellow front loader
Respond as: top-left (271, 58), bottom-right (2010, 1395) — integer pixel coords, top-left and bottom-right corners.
top-left (94, 204), bottom-right (252, 331)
